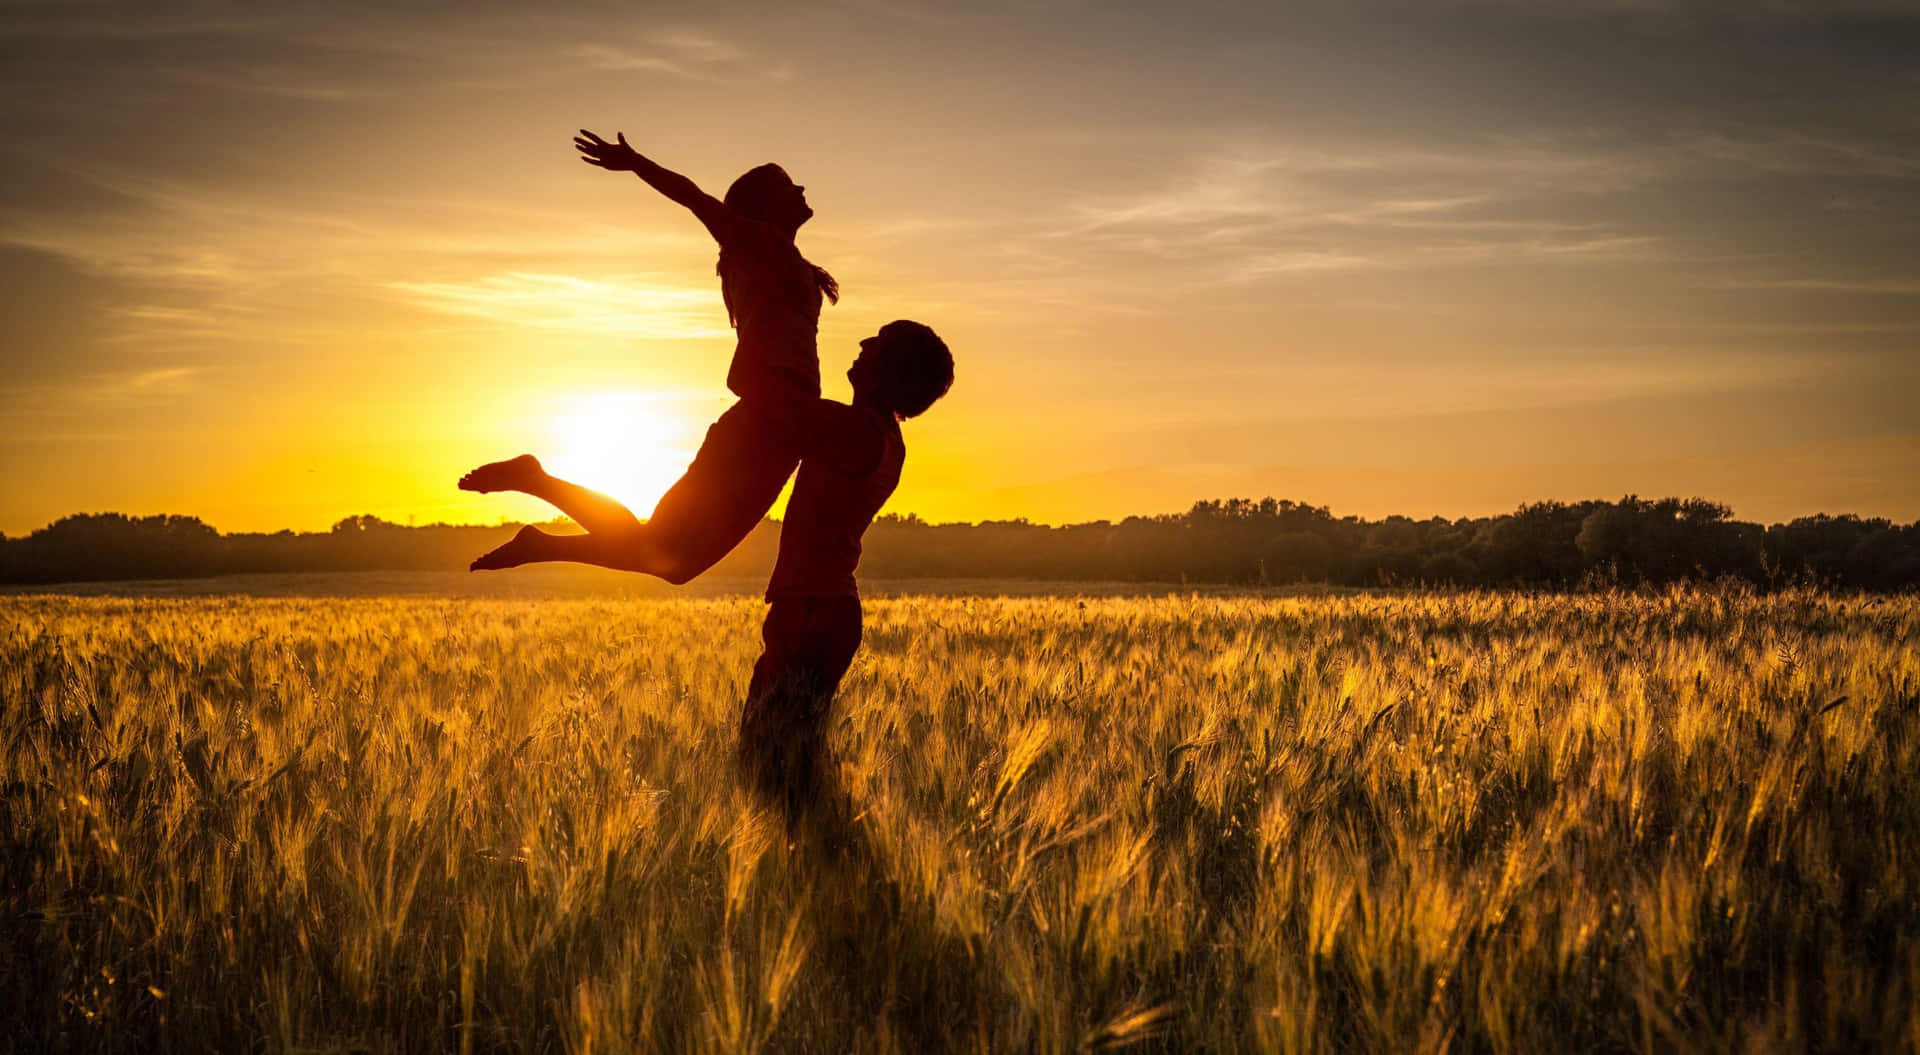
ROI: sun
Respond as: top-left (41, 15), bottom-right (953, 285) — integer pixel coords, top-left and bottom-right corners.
top-left (542, 392), bottom-right (695, 519)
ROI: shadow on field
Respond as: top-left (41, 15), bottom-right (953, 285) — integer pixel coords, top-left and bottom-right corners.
top-left (765, 770), bottom-right (984, 1050)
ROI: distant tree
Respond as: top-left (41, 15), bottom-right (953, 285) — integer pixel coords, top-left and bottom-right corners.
top-left (1264, 532), bottom-right (1332, 582)
top-left (1575, 496), bottom-right (1762, 584)
top-left (1, 496), bottom-right (1913, 589)
top-left (1420, 551), bottom-right (1477, 586)
top-left (1476, 500), bottom-right (1593, 585)
top-left (1762, 515), bottom-right (1909, 587)
top-left (1, 513), bottom-right (221, 583)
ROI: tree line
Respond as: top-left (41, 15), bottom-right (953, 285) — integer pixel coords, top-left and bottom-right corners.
top-left (2, 497), bottom-right (1916, 590)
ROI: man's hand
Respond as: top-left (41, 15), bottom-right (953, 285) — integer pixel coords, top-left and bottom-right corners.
top-left (575, 129), bottom-right (642, 172)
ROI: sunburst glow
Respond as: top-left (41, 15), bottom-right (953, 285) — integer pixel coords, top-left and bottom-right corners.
top-left (542, 392), bottom-right (696, 519)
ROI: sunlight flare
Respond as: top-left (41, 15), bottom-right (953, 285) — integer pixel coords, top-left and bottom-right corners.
top-left (543, 391), bottom-right (695, 518)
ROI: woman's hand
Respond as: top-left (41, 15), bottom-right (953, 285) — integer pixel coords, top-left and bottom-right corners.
top-left (574, 129), bottom-right (642, 172)
top-left (571, 131), bottom-right (719, 228)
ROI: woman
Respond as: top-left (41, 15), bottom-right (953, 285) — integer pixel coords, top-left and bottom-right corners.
top-left (462, 130), bottom-right (837, 582)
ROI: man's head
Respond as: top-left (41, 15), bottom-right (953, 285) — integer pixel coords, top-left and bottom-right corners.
top-left (725, 163), bottom-right (812, 233)
top-left (849, 320), bottom-right (953, 419)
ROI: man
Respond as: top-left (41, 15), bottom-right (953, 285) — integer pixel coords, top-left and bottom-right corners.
top-left (737, 320), bottom-right (953, 816)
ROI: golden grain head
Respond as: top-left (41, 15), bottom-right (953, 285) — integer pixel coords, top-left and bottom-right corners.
top-left (0, 587), bottom-right (1914, 1052)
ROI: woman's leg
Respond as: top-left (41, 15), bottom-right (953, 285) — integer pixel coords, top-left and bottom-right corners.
top-left (465, 450), bottom-right (780, 583)
top-left (463, 456), bottom-right (698, 579)
top-left (459, 454), bottom-right (641, 538)
top-left (462, 401), bottom-right (802, 583)
top-left (468, 523), bottom-right (686, 577)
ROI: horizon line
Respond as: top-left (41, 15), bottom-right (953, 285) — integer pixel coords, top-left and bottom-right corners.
top-left (9, 494), bottom-right (1919, 540)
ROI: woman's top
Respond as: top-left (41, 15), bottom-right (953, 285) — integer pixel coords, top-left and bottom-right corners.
top-left (718, 221), bottom-right (824, 402)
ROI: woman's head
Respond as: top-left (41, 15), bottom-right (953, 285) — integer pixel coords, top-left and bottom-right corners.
top-left (725, 163), bottom-right (812, 233)
top-left (714, 162), bottom-right (837, 322)
top-left (849, 321), bottom-right (953, 419)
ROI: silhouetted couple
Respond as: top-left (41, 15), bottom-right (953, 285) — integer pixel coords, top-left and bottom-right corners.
top-left (461, 130), bottom-right (953, 817)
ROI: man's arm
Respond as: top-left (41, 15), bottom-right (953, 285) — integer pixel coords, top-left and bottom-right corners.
top-left (574, 129), bottom-right (748, 246)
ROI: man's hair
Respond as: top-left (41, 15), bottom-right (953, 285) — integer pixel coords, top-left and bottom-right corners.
top-left (874, 320), bottom-right (953, 419)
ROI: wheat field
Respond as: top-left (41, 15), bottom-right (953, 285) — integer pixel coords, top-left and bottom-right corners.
top-left (3, 588), bottom-right (1917, 1053)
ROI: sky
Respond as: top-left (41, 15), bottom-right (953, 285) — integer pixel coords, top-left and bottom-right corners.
top-left (2, 0), bottom-right (1917, 534)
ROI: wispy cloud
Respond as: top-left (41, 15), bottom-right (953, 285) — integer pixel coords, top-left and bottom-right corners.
top-left (2, 364), bottom-right (204, 409)
top-left (1046, 141), bottom-right (1672, 286)
top-left (126, 366), bottom-right (198, 390)
top-left (158, 65), bottom-right (364, 102)
top-left (1707, 277), bottom-right (1920, 295)
top-left (109, 305), bottom-right (232, 338)
top-left (389, 272), bottom-right (730, 339)
top-left (577, 31), bottom-right (778, 81)
top-left (1681, 131), bottom-right (1920, 179)
top-left (1218, 350), bottom-right (1830, 420)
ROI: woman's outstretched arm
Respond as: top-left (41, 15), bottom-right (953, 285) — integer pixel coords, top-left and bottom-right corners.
top-left (574, 129), bottom-right (740, 244)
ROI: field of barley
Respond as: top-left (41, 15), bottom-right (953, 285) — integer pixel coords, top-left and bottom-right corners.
top-left (3, 587), bottom-right (1917, 1053)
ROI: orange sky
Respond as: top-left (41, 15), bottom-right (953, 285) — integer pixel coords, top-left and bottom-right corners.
top-left (2, 3), bottom-right (1917, 535)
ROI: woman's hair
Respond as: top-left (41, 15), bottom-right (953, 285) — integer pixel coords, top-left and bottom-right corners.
top-left (872, 320), bottom-right (953, 419)
top-left (717, 163), bottom-right (838, 324)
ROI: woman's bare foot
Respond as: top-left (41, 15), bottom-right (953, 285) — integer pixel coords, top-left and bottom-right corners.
top-left (470, 525), bottom-right (551, 571)
top-left (459, 454), bottom-right (545, 494)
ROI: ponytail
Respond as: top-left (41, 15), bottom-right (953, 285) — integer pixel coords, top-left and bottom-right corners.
top-left (717, 252), bottom-right (839, 329)
top-left (811, 262), bottom-right (839, 306)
